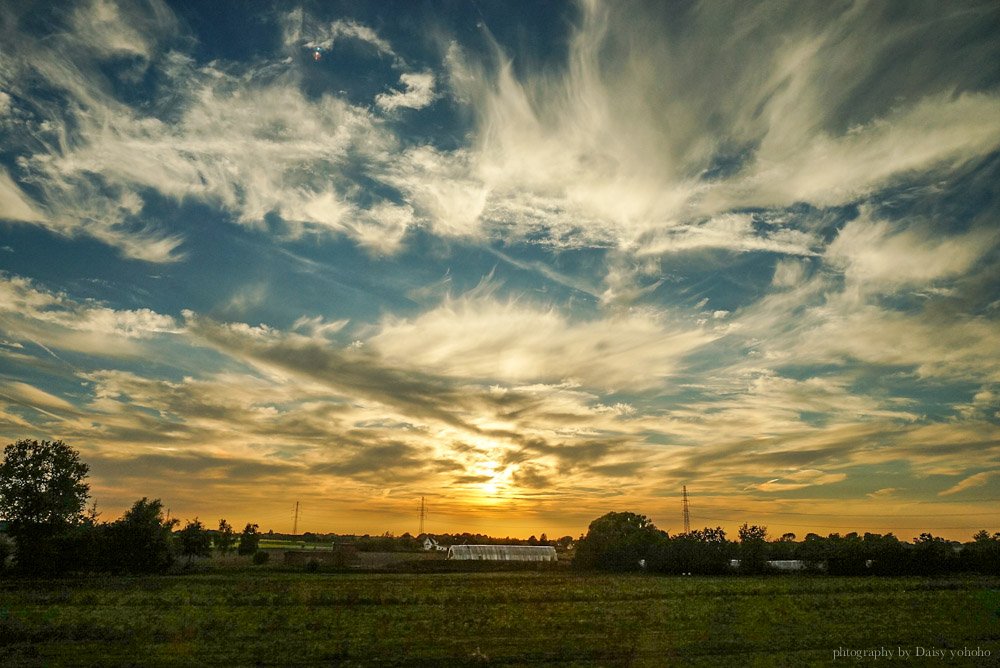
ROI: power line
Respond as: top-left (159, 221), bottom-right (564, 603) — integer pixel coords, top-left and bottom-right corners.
top-left (692, 507), bottom-right (1000, 518)
top-left (692, 515), bottom-right (997, 531)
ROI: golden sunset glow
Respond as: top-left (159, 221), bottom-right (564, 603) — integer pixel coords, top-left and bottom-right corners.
top-left (0, 0), bottom-right (998, 542)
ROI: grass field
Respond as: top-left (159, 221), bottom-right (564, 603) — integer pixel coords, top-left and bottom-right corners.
top-left (1, 572), bottom-right (998, 666)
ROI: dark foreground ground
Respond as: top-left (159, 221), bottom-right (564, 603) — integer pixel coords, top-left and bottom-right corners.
top-left (1, 571), bottom-right (998, 666)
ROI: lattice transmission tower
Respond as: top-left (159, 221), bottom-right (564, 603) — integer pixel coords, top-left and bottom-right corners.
top-left (682, 486), bottom-right (691, 535)
top-left (418, 496), bottom-right (426, 536)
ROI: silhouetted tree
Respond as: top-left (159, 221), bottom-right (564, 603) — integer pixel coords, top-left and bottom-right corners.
top-left (962, 530), bottom-right (1000, 574)
top-left (556, 535), bottom-right (575, 549)
top-left (216, 519), bottom-right (236, 555)
top-left (768, 533), bottom-right (798, 560)
top-left (738, 523), bottom-right (769, 573)
top-left (573, 511), bottom-right (665, 571)
top-left (238, 522), bottom-right (260, 556)
top-left (178, 518), bottom-right (212, 564)
top-left (912, 532), bottom-right (957, 575)
top-left (649, 526), bottom-right (731, 575)
top-left (0, 439), bottom-right (90, 573)
top-left (106, 498), bottom-right (177, 573)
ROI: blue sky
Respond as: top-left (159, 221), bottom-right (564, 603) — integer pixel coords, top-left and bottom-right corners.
top-left (1, 0), bottom-right (998, 538)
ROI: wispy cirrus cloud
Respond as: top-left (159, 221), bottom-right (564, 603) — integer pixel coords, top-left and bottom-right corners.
top-left (371, 291), bottom-right (716, 391)
top-left (0, 273), bottom-right (179, 356)
top-left (939, 470), bottom-right (1000, 497)
top-left (1, 0), bottom-right (998, 537)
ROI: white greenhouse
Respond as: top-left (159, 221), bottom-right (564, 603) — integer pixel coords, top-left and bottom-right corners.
top-left (447, 545), bottom-right (558, 562)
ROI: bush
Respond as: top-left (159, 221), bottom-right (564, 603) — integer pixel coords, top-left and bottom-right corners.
top-left (253, 551), bottom-right (270, 565)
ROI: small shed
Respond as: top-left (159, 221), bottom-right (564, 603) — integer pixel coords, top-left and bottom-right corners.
top-left (447, 544), bottom-right (557, 561)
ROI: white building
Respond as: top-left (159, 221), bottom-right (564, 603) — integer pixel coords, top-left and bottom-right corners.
top-left (447, 545), bottom-right (558, 561)
top-left (729, 559), bottom-right (808, 571)
top-left (422, 537), bottom-right (447, 552)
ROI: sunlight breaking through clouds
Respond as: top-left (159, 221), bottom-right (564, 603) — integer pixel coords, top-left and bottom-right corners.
top-left (0, 0), bottom-right (998, 537)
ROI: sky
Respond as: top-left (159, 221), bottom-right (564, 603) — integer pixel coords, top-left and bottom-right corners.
top-left (1, 0), bottom-right (998, 541)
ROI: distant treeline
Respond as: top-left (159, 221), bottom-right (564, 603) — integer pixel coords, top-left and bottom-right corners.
top-left (278, 531), bottom-right (575, 552)
top-left (573, 512), bottom-right (1000, 576)
top-left (3, 440), bottom-right (998, 577)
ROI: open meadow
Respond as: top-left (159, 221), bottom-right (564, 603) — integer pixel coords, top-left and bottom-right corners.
top-left (1, 571), bottom-right (998, 666)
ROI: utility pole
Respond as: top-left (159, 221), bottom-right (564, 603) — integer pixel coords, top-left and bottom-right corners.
top-left (292, 501), bottom-right (299, 536)
top-left (682, 486), bottom-right (691, 535)
top-left (418, 496), bottom-right (426, 536)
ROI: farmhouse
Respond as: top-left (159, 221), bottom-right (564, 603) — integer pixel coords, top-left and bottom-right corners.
top-left (447, 545), bottom-right (557, 561)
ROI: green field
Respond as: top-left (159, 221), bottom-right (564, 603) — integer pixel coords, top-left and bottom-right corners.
top-left (1, 572), bottom-right (998, 666)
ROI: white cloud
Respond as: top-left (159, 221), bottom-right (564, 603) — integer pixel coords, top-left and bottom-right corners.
top-left (636, 214), bottom-right (819, 257)
top-left (370, 293), bottom-right (714, 390)
top-left (8, 0), bottom-right (995, 268)
top-left (1, 381), bottom-right (78, 414)
top-left (0, 273), bottom-right (179, 355)
top-left (785, 304), bottom-right (1000, 381)
top-left (939, 470), bottom-right (1000, 496)
top-left (771, 259), bottom-right (808, 288)
top-left (68, 0), bottom-right (175, 62)
top-left (707, 93), bottom-right (1000, 211)
top-left (438, 1), bottom-right (1000, 260)
top-left (376, 72), bottom-right (435, 112)
top-left (748, 469), bottom-right (847, 492)
top-left (292, 315), bottom-right (350, 339)
top-left (826, 212), bottom-right (996, 295)
top-left (305, 19), bottom-right (397, 60)
top-left (2, 5), bottom-right (412, 260)
top-left (0, 169), bottom-right (46, 222)
top-left (384, 146), bottom-right (488, 239)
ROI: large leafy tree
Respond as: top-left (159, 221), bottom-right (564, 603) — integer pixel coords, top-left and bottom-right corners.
top-left (573, 511), bottom-right (665, 571)
top-left (0, 439), bottom-right (90, 529)
top-left (0, 439), bottom-right (90, 572)
top-left (106, 497), bottom-right (178, 573)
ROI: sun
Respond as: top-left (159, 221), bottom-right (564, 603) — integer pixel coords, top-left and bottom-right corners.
top-left (470, 459), bottom-right (514, 501)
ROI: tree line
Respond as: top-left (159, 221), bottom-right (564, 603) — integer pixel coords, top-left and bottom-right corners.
top-left (0, 439), bottom-right (571, 574)
top-left (0, 439), bottom-right (265, 574)
top-left (281, 531), bottom-right (574, 552)
top-left (4, 440), bottom-right (998, 577)
top-left (573, 511), bottom-right (1000, 576)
